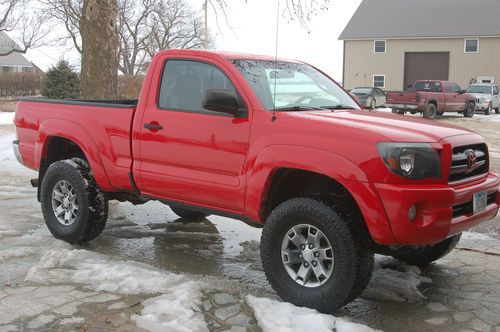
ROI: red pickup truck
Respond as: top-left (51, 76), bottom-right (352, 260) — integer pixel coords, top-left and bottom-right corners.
top-left (13, 50), bottom-right (499, 313)
top-left (386, 80), bottom-right (476, 119)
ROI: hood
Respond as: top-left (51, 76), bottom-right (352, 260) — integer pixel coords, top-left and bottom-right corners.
top-left (470, 93), bottom-right (492, 99)
top-left (285, 109), bottom-right (475, 143)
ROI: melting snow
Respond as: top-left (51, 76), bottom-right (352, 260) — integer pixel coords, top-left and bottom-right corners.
top-left (0, 133), bottom-right (37, 177)
top-left (362, 257), bottom-right (432, 303)
top-left (246, 295), bottom-right (377, 332)
top-left (26, 248), bottom-right (206, 331)
top-left (0, 112), bottom-right (14, 125)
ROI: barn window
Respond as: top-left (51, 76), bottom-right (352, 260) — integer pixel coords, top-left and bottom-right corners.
top-left (464, 39), bottom-right (479, 53)
top-left (374, 40), bottom-right (386, 53)
top-left (373, 75), bottom-right (385, 88)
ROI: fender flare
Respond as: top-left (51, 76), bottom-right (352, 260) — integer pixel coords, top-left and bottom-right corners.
top-left (36, 119), bottom-right (113, 190)
top-left (245, 144), bottom-right (369, 220)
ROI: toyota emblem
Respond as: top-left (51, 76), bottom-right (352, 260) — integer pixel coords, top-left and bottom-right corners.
top-left (465, 150), bottom-right (477, 169)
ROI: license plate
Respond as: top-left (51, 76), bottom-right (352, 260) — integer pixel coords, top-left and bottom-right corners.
top-left (473, 191), bottom-right (487, 215)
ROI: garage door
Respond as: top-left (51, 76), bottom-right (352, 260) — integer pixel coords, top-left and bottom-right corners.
top-left (404, 52), bottom-right (449, 90)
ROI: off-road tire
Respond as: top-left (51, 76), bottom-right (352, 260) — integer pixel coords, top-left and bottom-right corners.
top-left (370, 99), bottom-right (376, 110)
top-left (391, 233), bottom-right (462, 266)
top-left (170, 206), bottom-right (208, 220)
top-left (485, 103), bottom-right (491, 115)
top-left (260, 198), bottom-right (374, 313)
top-left (40, 158), bottom-right (108, 244)
top-left (397, 110), bottom-right (405, 115)
top-left (495, 107), bottom-right (500, 114)
top-left (464, 102), bottom-right (475, 117)
top-left (391, 108), bottom-right (398, 114)
top-left (423, 103), bottom-right (437, 119)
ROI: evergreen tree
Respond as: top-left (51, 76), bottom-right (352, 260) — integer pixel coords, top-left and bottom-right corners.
top-left (41, 60), bottom-right (80, 99)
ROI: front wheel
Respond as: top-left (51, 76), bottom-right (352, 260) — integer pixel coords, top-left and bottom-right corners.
top-left (40, 158), bottom-right (108, 244)
top-left (391, 234), bottom-right (462, 266)
top-left (464, 102), bottom-right (475, 117)
top-left (260, 198), bottom-right (374, 313)
top-left (485, 103), bottom-right (491, 115)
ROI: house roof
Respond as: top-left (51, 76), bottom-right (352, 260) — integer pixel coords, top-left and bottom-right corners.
top-left (0, 32), bottom-right (33, 67)
top-left (339, 0), bottom-right (500, 40)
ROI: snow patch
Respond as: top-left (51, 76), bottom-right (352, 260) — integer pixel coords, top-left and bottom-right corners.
top-left (26, 248), bottom-right (207, 332)
top-left (362, 257), bottom-right (432, 303)
top-left (132, 292), bottom-right (208, 332)
top-left (0, 133), bottom-right (37, 177)
top-left (0, 112), bottom-right (14, 125)
top-left (246, 295), bottom-right (377, 332)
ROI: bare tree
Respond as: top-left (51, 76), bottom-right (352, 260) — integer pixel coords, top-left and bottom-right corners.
top-left (0, 0), bottom-right (48, 56)
top-left (42, 0), bottom-right (207, 75)
top-left (39, 0), bottom-right (83, 53)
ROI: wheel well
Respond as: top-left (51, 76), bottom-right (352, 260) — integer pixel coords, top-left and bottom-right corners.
top-left (37, 136), bottom-right (87, 201)
top-left (427, 100), bottom-right (437, 107)
top-left (261, 168), bottom-right (369, 235)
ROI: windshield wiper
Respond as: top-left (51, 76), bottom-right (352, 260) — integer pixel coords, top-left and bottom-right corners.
top-left (319, 105), bottom-right (357, 110)
top-left (272, 106), bottom-right (323, 112)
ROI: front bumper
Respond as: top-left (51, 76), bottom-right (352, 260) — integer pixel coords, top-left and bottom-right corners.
top-left (12, 140), bottom-right (25, 166)
top-left (374, 172), bottom-right (500, 245)
top-left (475, 102), bottom-right (490, 111)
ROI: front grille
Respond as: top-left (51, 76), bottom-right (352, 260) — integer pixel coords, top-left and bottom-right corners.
top-left (452, 192), bottom-right (497, 218)
top-left (449, 143), bottom-right (489, 183)
top-left (476, 98), bottom-right (481, 103)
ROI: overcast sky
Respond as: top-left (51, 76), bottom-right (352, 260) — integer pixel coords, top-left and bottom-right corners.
top-left (25, 0), bottom-right (362, 81)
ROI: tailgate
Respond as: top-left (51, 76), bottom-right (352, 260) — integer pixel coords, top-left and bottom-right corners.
top-left (386, 91), bottom-right (418, 104)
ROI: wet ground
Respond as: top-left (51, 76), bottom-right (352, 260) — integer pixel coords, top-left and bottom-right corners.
top-left (1, 110), bottom-right (500, 331)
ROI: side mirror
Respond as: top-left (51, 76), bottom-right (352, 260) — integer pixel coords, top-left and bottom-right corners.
top-left (202, 89), bottom-right (242, 117)
top-left (460, 89), bottom-right (467, 94)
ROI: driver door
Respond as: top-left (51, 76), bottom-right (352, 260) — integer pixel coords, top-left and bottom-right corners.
top-left (136, 58), bottom-right (251, 212)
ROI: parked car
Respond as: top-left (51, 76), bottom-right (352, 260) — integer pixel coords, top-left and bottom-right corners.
top-left (467, 83), bottom-right (500, 115)
top-left (13, 50), bottom-right (500, 313)
top-left (350, 87), bottom-right (386, 109)
top-left (385, 80), bottom-right (476, 119)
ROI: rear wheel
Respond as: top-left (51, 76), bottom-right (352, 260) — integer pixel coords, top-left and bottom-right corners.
top-left (170, 206), bottom-right (208, 221)
top-left (260, 198), bottom-right (374, 313)
top-left (423, 103), bottom-right (437, 119)
top-left (495, 107), bottom-right (500, 114)
top-left (40, 158), bottom-right (108, 244)
top-left (391, 108), bottom-right (398, 114)
top-left (464, 102), bottom-right (475, 117)
top-left (391, 234), bottom-right (462, 266)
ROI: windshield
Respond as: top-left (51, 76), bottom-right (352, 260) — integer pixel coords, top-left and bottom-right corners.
top-left (232, 60), bottom-right (360, 111)
top-left (351, 88), bottom-right (372, 94)
top-left (467, 85), bottom-right (491, 94)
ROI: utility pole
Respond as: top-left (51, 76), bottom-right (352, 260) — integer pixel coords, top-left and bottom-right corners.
top-left (204, 0), bottom-right (208, 49)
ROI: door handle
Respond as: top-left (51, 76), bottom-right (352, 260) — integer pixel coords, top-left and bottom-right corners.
top-left (144, 122), bottom-right (163, 130)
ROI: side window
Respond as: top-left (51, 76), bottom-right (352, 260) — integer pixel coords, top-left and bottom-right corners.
top-left (493, 85), bottom-right (499, 95)
top-left (158, 60), bottom-right (238, 112)
top-left (445, 82), bottom-right (458, 93)
top-left (452, 83), bottom-right (462, 93)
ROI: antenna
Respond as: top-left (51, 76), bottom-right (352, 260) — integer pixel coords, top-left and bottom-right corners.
top-left (272, 0), bottom-right (280, 122)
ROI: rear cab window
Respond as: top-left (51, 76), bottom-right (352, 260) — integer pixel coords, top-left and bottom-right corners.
top-left (414, 81), bottom-right (442, 92)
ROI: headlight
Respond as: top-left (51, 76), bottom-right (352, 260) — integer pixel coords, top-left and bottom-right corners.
top-left (377, 142), bottom-right (441, 179)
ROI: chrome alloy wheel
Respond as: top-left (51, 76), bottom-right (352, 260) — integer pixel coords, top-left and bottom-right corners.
top-left (51, 180), bottom-right (78, 226)
top-left (281, 224), bottom-right (334, 287)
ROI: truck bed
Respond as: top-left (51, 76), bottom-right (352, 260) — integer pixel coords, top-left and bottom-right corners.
top-left (14, 98), bottom-right (137, 191)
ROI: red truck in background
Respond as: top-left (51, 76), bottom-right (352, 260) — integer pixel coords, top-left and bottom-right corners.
top-left (386, 80), bottom-right (476, 119)
top-left (13, 50), bottom-right (500, 313)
